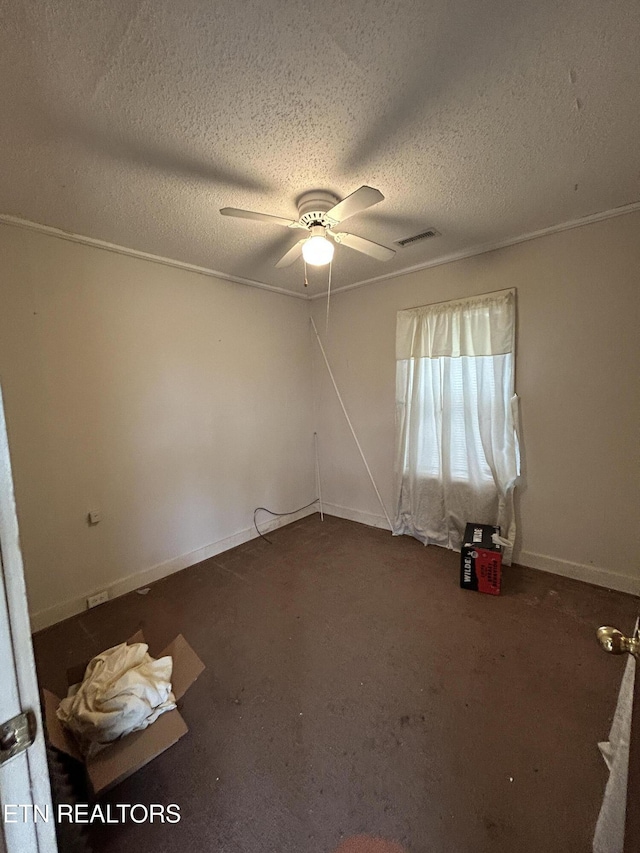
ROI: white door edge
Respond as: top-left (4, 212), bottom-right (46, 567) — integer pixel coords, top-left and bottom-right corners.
top-left (0, 384), bottom-right (57, 853)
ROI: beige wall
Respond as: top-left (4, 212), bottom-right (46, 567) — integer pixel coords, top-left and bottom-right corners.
top-left (0, 223), bottom-right (315, 629)
top-left (2, 211), bottom-right (638, 630)
top-left (311, 211), bottom-right (640, 593)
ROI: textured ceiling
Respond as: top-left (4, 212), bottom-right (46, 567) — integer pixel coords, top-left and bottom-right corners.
top-left (2, 0), bottom-right (640, 296)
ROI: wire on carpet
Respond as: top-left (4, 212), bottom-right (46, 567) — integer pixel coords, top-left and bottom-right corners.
top-left (253, 499), bottom-right (319, 544)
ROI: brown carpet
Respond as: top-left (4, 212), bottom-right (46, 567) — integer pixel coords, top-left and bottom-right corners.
top-left (33, 514), bottom-right (639, 853)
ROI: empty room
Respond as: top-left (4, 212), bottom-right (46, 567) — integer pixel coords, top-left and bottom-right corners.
top-left (1, 2), bottom-right (639, 852)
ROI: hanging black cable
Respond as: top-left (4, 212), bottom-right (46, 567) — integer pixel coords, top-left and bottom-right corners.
top-left (253, 499), bottom-right (319, 544)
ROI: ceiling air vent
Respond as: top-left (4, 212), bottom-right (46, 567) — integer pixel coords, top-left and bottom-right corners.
top-left (395, 228), bottom-right (440, 248)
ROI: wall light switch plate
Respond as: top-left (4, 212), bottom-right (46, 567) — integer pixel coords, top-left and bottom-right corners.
top-left (87, 590), bottom-right (109, 609)
top-left (88, 509), bottom-right (102, 525)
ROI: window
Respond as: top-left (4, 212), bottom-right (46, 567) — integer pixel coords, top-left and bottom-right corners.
top-left (393, 290), bottom-right (519, 559)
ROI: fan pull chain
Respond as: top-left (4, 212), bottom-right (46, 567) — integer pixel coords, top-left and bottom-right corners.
top-left (303, 258), bottom-right (308, 288)
top-left (325, 258), bottom-right (332, 333)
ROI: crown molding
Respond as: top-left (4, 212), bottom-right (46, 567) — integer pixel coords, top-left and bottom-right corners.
top-left (0, 214), bottom-right (308, 300)
top-left (309, 199), bottom-right (640, 300)
top-left (3, 200), bottom-right (639, 303)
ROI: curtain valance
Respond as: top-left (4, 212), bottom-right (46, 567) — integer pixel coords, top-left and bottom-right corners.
top-left (396, 289), bottom-right (515, 360)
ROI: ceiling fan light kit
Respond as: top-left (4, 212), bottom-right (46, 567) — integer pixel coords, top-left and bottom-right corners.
top-left (301, 226), bottom-right (334, 266)
top-left (220, 185), bottom-right (396, 278)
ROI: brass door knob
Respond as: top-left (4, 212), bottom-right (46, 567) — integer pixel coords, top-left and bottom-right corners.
top-left (597, 626), bottom-right (640, 658)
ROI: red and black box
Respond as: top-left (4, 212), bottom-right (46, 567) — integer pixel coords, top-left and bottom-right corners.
top-left (460, 522), bottom-right (502, 595)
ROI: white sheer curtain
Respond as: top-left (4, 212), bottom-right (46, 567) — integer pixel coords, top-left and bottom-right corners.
top-left (393, 289), bottom-right (520, 563)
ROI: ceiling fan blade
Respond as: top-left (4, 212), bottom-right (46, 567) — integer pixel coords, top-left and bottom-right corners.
top-left (275, 239), bottom-right (305, 268)
top-left (335, 232), bottom-right (395, 262)
top-left (220, 207), bottom-right (299, 228)
top-left (325, 186), bottom-right (385, 224)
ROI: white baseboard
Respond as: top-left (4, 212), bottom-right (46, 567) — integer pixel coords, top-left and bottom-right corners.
top-left (32, 505), bottom-right (637, 632)
top-left (322, 503), bottom-right (392, 531)
top-left (516, 550), bottom-right (640, 597)
top-left (322, 503), bottom-right (639, 597)
top-left (30, 506), bottom-right (318, 632)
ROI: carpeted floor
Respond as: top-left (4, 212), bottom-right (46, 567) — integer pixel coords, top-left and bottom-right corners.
top-left (33, 514), bottom-right (639, 853)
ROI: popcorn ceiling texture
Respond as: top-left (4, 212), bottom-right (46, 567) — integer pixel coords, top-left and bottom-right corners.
top-left (1, 0), bottom-right (640, 295)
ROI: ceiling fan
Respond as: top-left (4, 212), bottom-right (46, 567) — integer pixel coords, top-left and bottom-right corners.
top-left (220, 186), bottom-right (395, 269)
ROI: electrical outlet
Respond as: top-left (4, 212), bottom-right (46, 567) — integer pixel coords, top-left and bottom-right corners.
top-left (87, 590), bottom-right (109, 609)
top-left (88, 509), bottom-right (102, 525)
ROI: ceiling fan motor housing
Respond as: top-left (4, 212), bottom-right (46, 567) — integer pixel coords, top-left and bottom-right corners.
top-left (297, 190), bottom-right (339, 228)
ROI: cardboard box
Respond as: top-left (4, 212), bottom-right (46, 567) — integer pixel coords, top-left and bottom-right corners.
top-left (42, 631), bottom-right (204, 795)
top-left (460, 523), bottom-right (502, 595)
